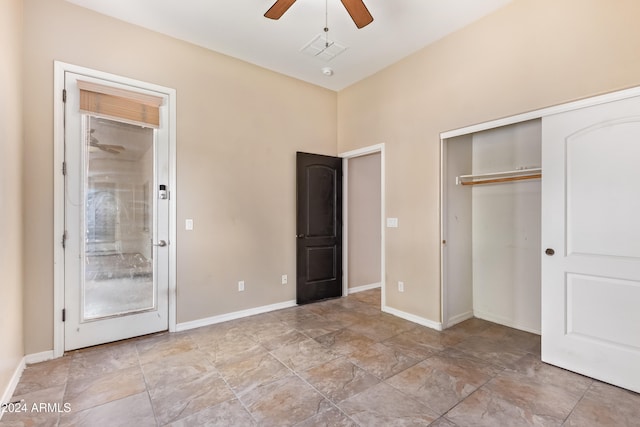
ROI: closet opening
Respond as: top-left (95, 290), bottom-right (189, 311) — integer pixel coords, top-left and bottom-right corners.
top-left (441, 119), bottom-right (542, 335)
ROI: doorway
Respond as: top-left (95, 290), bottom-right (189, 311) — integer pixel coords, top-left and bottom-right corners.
top-left (296, 145), bottom-right (385, 306)
top-left (440, 87), bottom-right (640, 392)
top-left (53, 63), bottom-right (177, 354)
top-left (440, 121), bottom-right (542, 333)
top-left (341, 144), bottom-right (386, 308)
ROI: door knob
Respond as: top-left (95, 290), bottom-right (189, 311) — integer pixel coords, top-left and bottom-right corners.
top-left (154, 240), bottom-right (167, 247)
top-left (296, 234), bottom-right (305, 238)
top-left (545, 248), bottom-right (555, 256)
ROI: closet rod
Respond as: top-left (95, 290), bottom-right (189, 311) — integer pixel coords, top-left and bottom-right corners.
top-left (456, 167), bottom-right (542, 186)
top-left (459, 173), bottom-right (541, 186)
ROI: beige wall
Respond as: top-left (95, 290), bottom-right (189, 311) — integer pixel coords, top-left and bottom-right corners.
top-left (22, 0), bottom-right (337, 353)
top-left (348, 153), bottom-right (381, 289)
top-left (0, 0), bottom-right (25, 398)
top-left (337, 0), bottom-right (640, 321)
top-left (20, 0), bottom-right (640, 355)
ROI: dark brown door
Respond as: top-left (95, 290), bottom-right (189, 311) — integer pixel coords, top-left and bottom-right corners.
top-left (296, 152), bottom-right (343, 305)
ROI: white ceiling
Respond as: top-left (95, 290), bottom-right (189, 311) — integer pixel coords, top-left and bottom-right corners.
top-left (66, 0), bottom-right (513, 91)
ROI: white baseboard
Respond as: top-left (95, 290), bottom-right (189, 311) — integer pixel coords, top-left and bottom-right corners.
top-left (24, 351), bottom-right (55, 365)
top-left (1, 356), bottom-right (25, 416)
top-left (473, 310), bottom-right (541, 335)
top-left (444, 311), bottom-right (474, 329)
top-left (348, 282), bottom-right (381, 294)
top-left (382, 305), bottom-right (443, 331)
top-left (176, 299), bottom-right (297, 332)
top-left (1, 349), bottom-right (57, 417)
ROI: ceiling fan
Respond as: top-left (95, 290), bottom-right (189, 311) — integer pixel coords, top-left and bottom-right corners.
top-left (88, 129), bottom-right (125, 155)
top-left (265, 0), bottom-right (374, 29)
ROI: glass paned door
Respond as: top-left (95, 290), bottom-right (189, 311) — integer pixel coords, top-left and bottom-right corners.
top-left (64, 72), bottom-right (169, 351)
top-left (83, 116), bottom-right (155, 320)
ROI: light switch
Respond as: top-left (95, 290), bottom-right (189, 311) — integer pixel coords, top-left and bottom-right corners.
top-left (185, 219), bottom-right (194, 230)
top-left (386, 218), bottom-right (399, 228)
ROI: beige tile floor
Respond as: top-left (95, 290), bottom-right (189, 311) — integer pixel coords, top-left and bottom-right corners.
top-left (2, 288), bottom-right (640, 426)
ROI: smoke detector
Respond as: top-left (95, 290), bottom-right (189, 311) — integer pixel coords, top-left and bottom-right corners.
top-left (321, 67), bottom-right (334, 76)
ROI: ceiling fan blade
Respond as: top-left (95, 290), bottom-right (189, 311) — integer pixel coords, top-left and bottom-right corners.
top-left (100, 146), bottom-right (121, 154)
top-left (100, 144), bottom-right (126, 152)
top-left (264, 0), bottom-right (297, 20)
top-left (340, 0), bottom-right (374, 29)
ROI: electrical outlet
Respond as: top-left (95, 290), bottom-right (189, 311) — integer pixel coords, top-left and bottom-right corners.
top-left (185, 219), bottom-right (193, 230)
top-left (281, 274), bottom-right (288, 285)
top-left (238, 280), bottom-right (245, 292)
top-left (398, 281), bottom-right (404, 292)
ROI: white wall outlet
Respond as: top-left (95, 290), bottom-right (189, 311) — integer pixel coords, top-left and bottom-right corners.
top-left (185, 219), bottom-right (194, 230)
top-left (281, 274), bottom-right (288, 285)
top-left (398, 281), bottom-right (404, 292)
top-left (238, 280), bottom-right (245, 292)
top-left (387, 218), bottom-right (399, 228)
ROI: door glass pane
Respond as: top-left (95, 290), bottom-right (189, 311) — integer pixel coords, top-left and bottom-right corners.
top-left (82, 116), bottom-right (155, 320)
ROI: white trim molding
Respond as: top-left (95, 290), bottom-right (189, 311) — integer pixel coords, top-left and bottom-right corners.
top-left (474, 310), bottom-right (541, 335)
top-left (383, 305), bottom-right (443, 331)
top-left (53, 61), bottom-right (177, 356)
top-left (441, 86), bottom-right (640, 140)
top-left (1, 351), bottom-right (57, 417)
top-left (24, 351), bottom-right (55, 365)
top-left (444, 311), bottom-right (474, 329)
top-left (176, 300), bottom-right (297, 332)
top-left (339, 143), bottom-right (386, 308)
top-left (1, 358), bottom-right (25, 411)
top-left (347, 282), bottom-right (382, 294)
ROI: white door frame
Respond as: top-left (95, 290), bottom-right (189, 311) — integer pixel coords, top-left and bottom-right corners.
top-left (339, 144), bottom-right (386, 307)
top-left (53, 61), bottom-right (177, 357)
top-left (440, 85), bottom-right (640, 328)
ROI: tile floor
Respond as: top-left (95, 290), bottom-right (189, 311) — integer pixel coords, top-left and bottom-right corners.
top-left (2, 288), bottom-right (640, 426)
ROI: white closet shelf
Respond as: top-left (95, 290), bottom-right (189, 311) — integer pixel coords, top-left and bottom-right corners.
top-left (456, 167), bottom-right (542, 186)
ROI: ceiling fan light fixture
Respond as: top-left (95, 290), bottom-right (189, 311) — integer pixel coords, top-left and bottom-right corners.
top-left (321, 67), bottom-right (334, 76)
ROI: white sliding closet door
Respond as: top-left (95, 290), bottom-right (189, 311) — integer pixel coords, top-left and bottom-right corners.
top-left (541, 96), bottom-right (640, 392)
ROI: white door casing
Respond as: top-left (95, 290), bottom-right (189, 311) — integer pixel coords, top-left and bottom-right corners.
top-left (541, 96), bottom-right (640, 392)
top-left (54, 63), bottom-right (177, 353)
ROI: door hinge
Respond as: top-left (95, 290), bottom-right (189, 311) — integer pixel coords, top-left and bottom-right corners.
top-left (62, 309), bottom-right (66, 322)
top-left (62, 161), bottom-right (67, 176)
top-left (61, 231), bottom-right (67, 249)
top-left (62, 89), bottom-right (67, 103)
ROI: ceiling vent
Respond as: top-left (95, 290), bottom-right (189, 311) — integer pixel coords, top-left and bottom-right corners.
top-left (300, 34), bottom-right (348, 62)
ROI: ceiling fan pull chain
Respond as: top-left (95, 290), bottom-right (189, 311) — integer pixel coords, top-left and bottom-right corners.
top-left (324, 0), bottom-right (330, 47)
